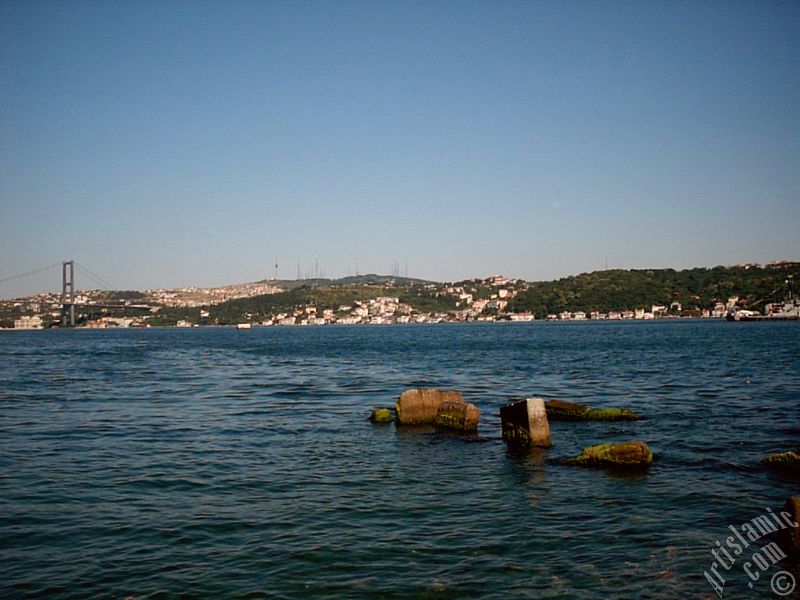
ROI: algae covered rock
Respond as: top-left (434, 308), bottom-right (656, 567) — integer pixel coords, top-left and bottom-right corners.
top-left (545, 399), bottom-right (640, 422)
top-left (500, 397), bottom-right (551, 448)
top-left (395, 388), bottom-right (480, 432)
top-left (762, 450), bottom-right (800, 473)
top-left (369, 407), bottom-right (394, 424)
top-left (435, 396), bottom-right (480, 432)
top-left (561, 440), bottom-right (653, 469)
top-left (585, 407), bottom-right (640, 421)
top-left (544, 399), bottom-right (590, 420)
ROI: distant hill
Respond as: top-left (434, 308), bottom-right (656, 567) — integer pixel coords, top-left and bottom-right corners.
top-left (508, 263), bottom-right (800, 316)
top-left (171, 280), bottom-right (453, 325)
top-left (134, 262), bottom-right (800, 326)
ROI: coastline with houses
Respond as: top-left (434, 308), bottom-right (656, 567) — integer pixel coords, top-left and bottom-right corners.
top-left (2, 263), bottom-right (798, 329)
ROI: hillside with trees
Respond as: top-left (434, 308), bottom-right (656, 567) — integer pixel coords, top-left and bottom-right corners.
top-left (507, 264), bottom-right (800, 316)
top-left (146, 282), bottom-right (458, 326)
top-left (12, 263), bottom-right (796, 327)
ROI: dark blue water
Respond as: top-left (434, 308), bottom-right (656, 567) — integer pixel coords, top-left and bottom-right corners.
top-left (1, 322), bottom-right (798, 599)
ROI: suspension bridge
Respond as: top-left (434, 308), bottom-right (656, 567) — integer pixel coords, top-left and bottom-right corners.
top-left (0, 260), bottom-right (153, 327)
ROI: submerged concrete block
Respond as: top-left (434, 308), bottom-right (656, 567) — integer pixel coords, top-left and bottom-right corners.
top-left (500, 397), bottom-right (552, 448)
top-left (396, 388), bottom-right (455, 425)
top-left (435, 396), bottom-right (480, 432)
top-left (395, 388), bottom-right (480, 432)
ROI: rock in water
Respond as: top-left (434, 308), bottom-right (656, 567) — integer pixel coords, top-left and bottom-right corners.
top-left (500, 397), bottom-right (552, 448)
top-left (369, 407), bottom-right (394, 424)
top-left (561, 440), bottom-right (653, 469)
top-left (544, 399), bottom-right (590, 420)
top-left (545, 399), bottom-right (640, 422)
top-left (395, 388), bottom-right (480, 432)
top-left (435, 396), bottom-right (480, 432)
top-left (584, 407), bottom-right (640, 421)
top-left (762, 450), bottom-right (800, 474)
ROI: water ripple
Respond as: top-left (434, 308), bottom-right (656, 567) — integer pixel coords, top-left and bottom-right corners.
top-left (1, 322), bottom-right (798, 598)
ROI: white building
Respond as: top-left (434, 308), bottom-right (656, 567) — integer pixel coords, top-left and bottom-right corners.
top-left (651, 305), bottom-right (667, 316)
top-left (509, 312), bottom-right (534, 322)
top-left (14, 315), bottom-right (43, 329)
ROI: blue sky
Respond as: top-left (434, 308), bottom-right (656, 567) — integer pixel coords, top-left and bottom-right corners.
top-left (1, 0), bottom-right (798, 297)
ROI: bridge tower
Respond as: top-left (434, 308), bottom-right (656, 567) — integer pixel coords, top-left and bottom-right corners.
top-left (62, 260), bottom-right (75, 327)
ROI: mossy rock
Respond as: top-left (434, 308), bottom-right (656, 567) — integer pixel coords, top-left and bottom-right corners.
top-left (434, 399), bottom-right (480, 432)
top-left (434, 412), bottom-right (466, 431)
top-left (585, 407), bottom-right (640, 421)
top-left (545, 399), bottom-right (640, 422)
top-left (369, 407), bottom-right (394, 424)
top-left (545, 399), bottom-right (589, 420)
top-left (762, 451), bottom-right (800, 473)
top-left (560, 440), bottom-right (653, 470)
top-left (434, 411), bottom-right (478, 432)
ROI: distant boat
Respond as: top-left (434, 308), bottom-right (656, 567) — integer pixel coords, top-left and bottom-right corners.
top-left (236, 323), bottom-right (252, 330)
top-left (728, 303), bottom-right (799, 321)
top-left (726, 309), bottom-right (760, 322)
top-left (727, 276), bottom-right (799, 321)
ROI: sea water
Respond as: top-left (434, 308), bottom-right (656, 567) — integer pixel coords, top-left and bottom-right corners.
top-left (1, 321), bottom-right (798, 598)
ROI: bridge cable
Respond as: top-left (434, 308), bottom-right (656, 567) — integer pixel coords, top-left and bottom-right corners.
top-left (75, 262), bottom-right (117, 291)
top-left (0, 263), bottom-right (62, 284)
top-left (75, 261), bottom-right (119, 292)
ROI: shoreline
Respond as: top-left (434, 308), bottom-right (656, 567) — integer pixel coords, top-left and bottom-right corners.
top-left (3, 317), bottom-right (797, 332)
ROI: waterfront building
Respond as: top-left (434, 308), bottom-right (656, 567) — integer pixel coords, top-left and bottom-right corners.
top-left (14, 315), bottom-right (43, 329)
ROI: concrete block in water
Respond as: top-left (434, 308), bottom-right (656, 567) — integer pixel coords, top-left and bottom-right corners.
top-left (395, 388), bottom-right (480, 432)
top-left (435, 396), bottom-right (480, 432)
top-left (396, 388), bottom-right (453, 425)
top-left (500, 397), bottom-right (552, 448)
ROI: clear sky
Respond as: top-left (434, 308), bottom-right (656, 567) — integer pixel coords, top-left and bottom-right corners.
top-left (1, 0), bottom-right (798, 297)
